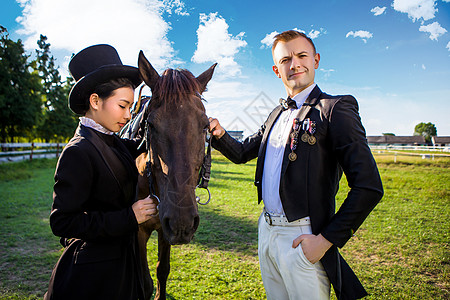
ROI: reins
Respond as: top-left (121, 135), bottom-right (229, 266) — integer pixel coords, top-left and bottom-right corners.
top-left (196, 135), bottom-right (212, 205)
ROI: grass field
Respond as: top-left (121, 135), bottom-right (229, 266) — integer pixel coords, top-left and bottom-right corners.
top-left (0, 152), bottom-right (449, 299)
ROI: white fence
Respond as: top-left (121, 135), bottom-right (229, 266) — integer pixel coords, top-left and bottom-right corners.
top-left (370, 145), bottom-right (450, 152)
top-left (0, 143), bottom-right (66, 163)
top-left (1, 143), bottom-right (449, 164)
top-left (370, 145), bottom-right (450, 163)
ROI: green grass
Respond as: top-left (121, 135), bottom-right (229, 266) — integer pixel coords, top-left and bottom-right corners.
top-left (0, 159), bottom-right (61, 299)
top-left (336, 154), bottom-right (450, 299)
top-left (0, 153), bottom-right (449, 299)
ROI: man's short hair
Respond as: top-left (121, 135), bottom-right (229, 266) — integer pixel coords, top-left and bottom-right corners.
top-left (272, 30), bottom-right (317, 55)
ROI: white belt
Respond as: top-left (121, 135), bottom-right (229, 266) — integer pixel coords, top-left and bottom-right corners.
top-left (263, 210), bottom-right (310, 227)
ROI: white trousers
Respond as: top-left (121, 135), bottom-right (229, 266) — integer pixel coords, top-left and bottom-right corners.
top-left (258, 212), bottom-right (331, 300)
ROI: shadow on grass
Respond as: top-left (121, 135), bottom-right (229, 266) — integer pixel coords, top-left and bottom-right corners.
top-left (210, 170), bottom-right (255, 183)
top-left (193, 207), bottom-right (259, 255)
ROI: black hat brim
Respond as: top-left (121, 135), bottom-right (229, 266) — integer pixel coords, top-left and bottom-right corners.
top-left (69, 65), bottom-right (142, 115)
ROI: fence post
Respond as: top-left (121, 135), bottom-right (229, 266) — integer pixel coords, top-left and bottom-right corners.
top-left (56, 143), bottom-right (60, 158)
top-left (394, 153), bottom-right (397, 163)
top-left (30, 142), bottom-right (34, 161)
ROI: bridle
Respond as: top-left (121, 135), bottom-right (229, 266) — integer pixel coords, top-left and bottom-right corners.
top-left (142, 92), bottom-right (212, 207)
top-left (195, 134), bottom-right (212, 205)
top-left (144, 134), bottom-right (212, 206)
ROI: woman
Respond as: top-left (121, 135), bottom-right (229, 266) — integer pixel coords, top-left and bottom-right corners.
top-left (44, 44), bottom-right (157, 300)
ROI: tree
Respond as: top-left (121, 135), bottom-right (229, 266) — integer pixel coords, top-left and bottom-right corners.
top-left (0, 26), bottom-right (42, 142)
top-left (414, 122), bottom-right (437, 143)
top-left (382, 133), bottom-right (395, 136)
top-left (35, 35), bottom-right (77, 142)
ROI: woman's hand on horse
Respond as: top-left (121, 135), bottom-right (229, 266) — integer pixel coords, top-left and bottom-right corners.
top-left (208, 117), bottom-right (225, 139)
top-left (132, 195), bottom-right (159, 224)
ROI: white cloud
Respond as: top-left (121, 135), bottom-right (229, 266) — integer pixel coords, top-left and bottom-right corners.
top-left (15, 0), bottom-right (183, 74)
top-left (392, 0), bottom-right (437, 22)
top-left (447, 41), bottom-right (450, 51)
top-left (308, 30), bottom-right (321, 39)
top-left (422, 64), bottom-right (426, 70)
top-left (260, 28), bottom-right (325, 49)
top-left (371, 6), bottom-right (387, 16)
top-left (346, 30), bottom-right (373, 43)
top-left (192, 12), bottom-right (247, 77)
top-left (319, 68), bottom-right (335, 79)
top-left (419, 21), bottom-right (447, 40)
top-left (308, 28), bottom-right (326, 39)
top-left (260, 31), bottom-right (279, 49)
top-left (292, 27), bottom-right (325, 40)
top-left (161, 0), bottom-right (189, 16)
top-left (204, 80), bottom-right (278, 135)
top-left (204, 80), bottom-right (256, 100)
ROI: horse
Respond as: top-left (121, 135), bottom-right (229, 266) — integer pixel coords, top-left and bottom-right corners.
top-left (135, 51), bottom-right (216, 300)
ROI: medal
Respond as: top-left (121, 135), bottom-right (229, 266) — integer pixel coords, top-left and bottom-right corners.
top-left (288, 118), bottom-right (301, 162)
top-left (308, 135), bottom-right (316, 145)
top-left (302, 119), bottom-right (310, 131)
top-left (309, 121), bottom-right (316, 135)
top-left (290, 138), bottom-right (298, 150)
top-left (307, 120), bottom-right (316, 145)
top-left (288, 152), bottom-right (297, 161)
top-left (301, 132), bottom-right (309, 143)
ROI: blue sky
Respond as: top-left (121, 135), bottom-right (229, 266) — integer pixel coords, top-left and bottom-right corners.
top-left (1, 0), bottom-right (449, 136)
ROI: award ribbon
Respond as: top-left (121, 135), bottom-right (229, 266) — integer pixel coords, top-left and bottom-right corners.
top-left (289, 118), bottom-right (301, 161)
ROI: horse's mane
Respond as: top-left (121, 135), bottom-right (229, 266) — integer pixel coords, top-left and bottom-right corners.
top-left (151, 68), bottom-right (201, 107)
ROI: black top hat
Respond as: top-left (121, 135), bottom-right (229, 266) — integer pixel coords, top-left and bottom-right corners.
top-left (68, 44), bottom-right (142, 114)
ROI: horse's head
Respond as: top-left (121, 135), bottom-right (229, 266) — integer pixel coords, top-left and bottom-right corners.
top-left (138, 51), bottom-right (216, 245)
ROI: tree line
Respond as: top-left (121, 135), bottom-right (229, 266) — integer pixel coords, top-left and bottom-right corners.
top-left (0, 26), bottom-right (77, 143)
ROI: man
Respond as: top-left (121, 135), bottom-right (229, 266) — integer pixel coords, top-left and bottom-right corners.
top-left (208, 30), bottom-right (383, 300)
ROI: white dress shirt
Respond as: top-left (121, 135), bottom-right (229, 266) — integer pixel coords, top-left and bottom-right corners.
top-left (262, 83), bottom-right (316, 215)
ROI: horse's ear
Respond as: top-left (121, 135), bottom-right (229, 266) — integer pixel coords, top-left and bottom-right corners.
top-left (138, 50), bottom-right (160, 90)
top-left (196, 63), bottom-right (217, 93)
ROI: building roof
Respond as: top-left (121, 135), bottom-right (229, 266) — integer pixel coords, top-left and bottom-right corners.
top-left (432, 136), bottom-right (450, 144)
top-left (367, 136), bottom-right (426, 144)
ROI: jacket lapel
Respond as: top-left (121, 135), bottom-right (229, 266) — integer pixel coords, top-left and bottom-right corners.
top-left (280, 85), bottom-right (323, 176)
top-left (77, 125), bottom-right (126, 193)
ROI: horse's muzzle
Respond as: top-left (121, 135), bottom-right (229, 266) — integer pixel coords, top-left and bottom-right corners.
top-left (160, 207), bottom-right (199, 245)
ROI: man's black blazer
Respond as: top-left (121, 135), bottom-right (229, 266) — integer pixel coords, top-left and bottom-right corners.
top-left (212, 85), bottom-right (383, 300)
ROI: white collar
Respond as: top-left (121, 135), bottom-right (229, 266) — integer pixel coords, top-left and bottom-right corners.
top-left (79, 117), bottom-right (114, 135)
top-left (290, 83), bottom-right (316, 108)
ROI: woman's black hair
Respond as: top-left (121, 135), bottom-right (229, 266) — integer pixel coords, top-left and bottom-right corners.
top-left (93, 77), bottom-right (135, 100)
top-left (79, 77), bottom-right (135, 114)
